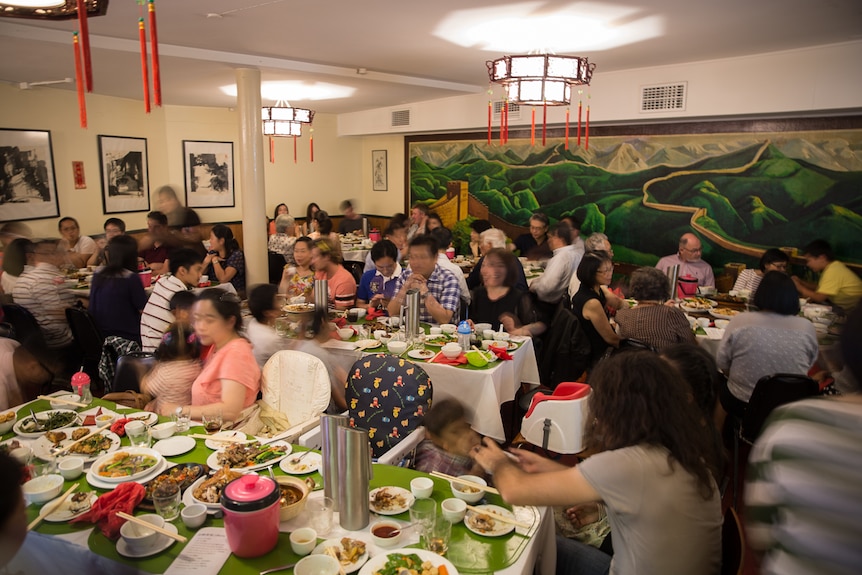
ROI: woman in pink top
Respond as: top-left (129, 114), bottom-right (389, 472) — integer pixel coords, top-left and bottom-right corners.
top-left (311, 238), bottom-right (356, 310)
top-left (170, 289), bottom-right (261, 422)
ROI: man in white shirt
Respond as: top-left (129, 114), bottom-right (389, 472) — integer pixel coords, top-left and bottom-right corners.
top-left (531, 222), bottom-right (579, 306)
top-left (57, 217), bottom-right (96, 269)
top-left (140, 248), bottom-right (203, 352)
top-left (655, 232), bottom-right (715, 288)
top-left (406, 202), bottom-right (430, 242)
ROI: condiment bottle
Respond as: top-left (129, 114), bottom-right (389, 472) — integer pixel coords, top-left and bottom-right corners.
top-left (457, 320), bottom-right (472, 352)
top-left (71, 371), bottom-right (92, 404)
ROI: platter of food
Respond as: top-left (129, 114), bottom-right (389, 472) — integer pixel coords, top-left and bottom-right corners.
top-left (124, 411), bottom-right (159, 426)
top-left (357, 549), bottom-right (458, 575)
top-left (282, 303), bottom-right (315, 316)
top-left (424, 335), bottom-right (455, 347)
top-left (90, 447), bottom-right (165, 483)
top-left (185, 466), bottom-right (252, 511)
top-left (13, 410), bottom-right (79, 438)
top-left (354, 339), bottom-right (381, 350)
top-left (709, 307), bottom-right (741, 320)
top-left (44, 492), bottom-right (97, 522)
top-left (204, 430), bottom-right (250, 450)
top-left (368, 486), bottom-right (414, 515)
top-left (31, 426), bottom-right (121, 462)
top-left (407, 349), bottom-right (435, 360)
top-left (678, 297), bottom-right (717, 313)
top-left (279, 451), bottom-right (322, 475)
top-left (205, 440), bottom-right (291, 471)
top-left (312, 538), bottom-right (369, 573)
top-left (464, 504), bottom-right (516, 537)
top-left (144, 463), bottom-right (207, 502)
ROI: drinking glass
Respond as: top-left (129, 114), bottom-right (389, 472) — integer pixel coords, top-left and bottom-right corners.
top-left (412, 333), bottom-right (425, 353)
top-left (31, 459), bottom-right (57, 477)
top-left (275, 317), bottom-right (290, 337)
top-left (152, 480), bottom-right (181, 521)
top-left (202, 410), bottom-right (223, 434)
top-left (307, 496), bottom-right (334, 536)
top-left (409, 498), bottom-right (437, 546)
top-left (426, 516), bottom-right (452, 555)
top-left (173, 407), bottom-right (191, 433)
top-left (127, 425), bottom-right (152, 448)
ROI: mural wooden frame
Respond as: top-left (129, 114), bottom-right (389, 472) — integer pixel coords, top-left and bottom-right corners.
top-left (0, 128), bottom-right (59, 222)
top-left (98, 134), bottom-right (150, 214)
top-left (183, 140), bottom-right (235, 209)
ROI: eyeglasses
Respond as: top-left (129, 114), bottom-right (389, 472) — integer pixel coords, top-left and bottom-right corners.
top-left (529, 225), bottom-right (547, 232)
top-left (682, 247), bottom-right (702, 254)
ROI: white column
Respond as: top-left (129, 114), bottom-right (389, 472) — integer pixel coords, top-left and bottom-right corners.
top-left (236, 67), bottom-right (267, 288)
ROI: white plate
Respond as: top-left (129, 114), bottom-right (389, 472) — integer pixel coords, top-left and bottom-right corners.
top-left (205, 430), bottom-right (250, 450)
top-left (368, 486), bottom-right (414, 515)
top-left (32, 427), bottom-right (121, 463)
top-left (678, 298), bottom-right (717, 313)
top-left (124, 411), bottom-right (160, 426)
top-left (44, 492), bottom-right (98, 522)
top-left (90, 447), bottom-right (165, 484)
top-left (116, 523), bottom-right (178, 558)
top-left (358, 549), bottom-right (458, 575)
top-left (279, 451), bottom-right (322, 475)
top-left (184, 475), bottom-right (221, 511)
top-left (13, 410), bottom-right (80, 438)
top-left (709, 308), bottom-right (741, 320)
top-left (424, 336), bottom-right (455, 347)
top-left (153, 436), bottom-right (196, 457)
top-left (86, 457), bottom-right (168, 490)
top-left (464, 504), bottom-right (516, 537)
top-left (407, 349), bottom-right (435, 360)
top-left (206, 441), bottom-right (292, 471)
top-left (312, 538), bottom-right (369, 573)
top-left (354, 339), bottom-right (381, 350)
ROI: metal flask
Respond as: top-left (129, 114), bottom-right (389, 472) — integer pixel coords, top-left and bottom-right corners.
top-left (314, 278), bottom-right (329, 311)
top-left (320, 413), bottom-right (349, 509)
top-left (405, 288), bottom-right (421, 340)
top-left (666, 264), bottom-right (680, 300)
top-left (337, 426), bottom-right (373, 530)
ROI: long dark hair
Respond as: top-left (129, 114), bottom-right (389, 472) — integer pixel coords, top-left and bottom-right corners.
top-left (306, 202), bottom-right (320, 223)
top-left (585, 351), bottom-right (716, 499)
top-left (102, 234), bottom-right (139, 274)
top-left (211, 224), bottom-right (239, 256)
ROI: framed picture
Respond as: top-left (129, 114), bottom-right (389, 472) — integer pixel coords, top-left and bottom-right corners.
top-left (98, 135), bottom-right (150, 214)
top-left (183, 140), bottom-right (235, 208)
top-left (372, 149), bottom-right (388, 191)
top-left (0, 128), bottom-right (59, 222)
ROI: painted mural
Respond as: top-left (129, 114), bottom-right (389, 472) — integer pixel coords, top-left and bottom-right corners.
top-left (408, 125), bottom-right (862, 275)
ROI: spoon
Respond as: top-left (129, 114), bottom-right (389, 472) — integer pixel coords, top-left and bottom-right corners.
top-left (289, 450), bottom-right (313, 465)
top-left (28, 408), bottom-right (44, 432)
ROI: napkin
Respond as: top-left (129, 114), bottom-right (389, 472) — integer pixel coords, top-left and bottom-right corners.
top-left (431, 353), bottom-right (468, 365)
top-left (365, 308), bottom-right (387, 320)
top-left (333, 317), bottom-right (348, 328)
top-left (70, 482), bottom-right (146, 540)
top-left (489, 347), bottom-right (513, 361)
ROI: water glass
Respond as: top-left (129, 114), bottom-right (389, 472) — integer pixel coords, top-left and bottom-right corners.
top-left (426, 516), bottom-right (452, 555)
top-left (202, 409), bottom-right (223, 434)
top-left (173, 407), bottom-right (191, 433)
top-left (127, 424), bottom-right (152, 448)
top-left (152, 481), bottom-right (181, 521)
top-left (412, 334), bottom-right (425, 353)
top-left (409, 498), bottom-right (437, 545)
top-left (307, 496), bottom-right (334, 536)
top-left (275, 317), bottom-right (290, 337)
top-left (31, 459), bottom-right (57, 477)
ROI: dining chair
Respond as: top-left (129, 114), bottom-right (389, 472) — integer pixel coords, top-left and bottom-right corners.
top-left (65, 306), bottom-right (106, 393)
top-left (261, 350), bottom-right (333, 442)
top-left (111, 352), bottom-right (156, 393)
top-left (721, 507), bottom-right (745, 575)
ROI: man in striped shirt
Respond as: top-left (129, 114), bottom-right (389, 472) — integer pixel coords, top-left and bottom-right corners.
top-left (140, 248), bottom-right (203, 352)
top-left (12, 239), bottom-right (76, 349)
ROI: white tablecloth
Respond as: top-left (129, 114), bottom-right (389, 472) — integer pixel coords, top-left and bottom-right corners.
top-left (341, 247), bottom-right (370, 264)
top-left (322, 338), bottom-right (541, 442)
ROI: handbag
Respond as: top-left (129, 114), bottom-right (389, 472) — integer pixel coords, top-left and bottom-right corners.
top-left (102, 390), bottom-right (153, 410)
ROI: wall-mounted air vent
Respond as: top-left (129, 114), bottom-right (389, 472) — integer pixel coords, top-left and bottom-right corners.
top-left (640, 82), bottom-right (687, 112)
top-left (391, 109), bottom-right (411, 127)
top-left (492, 101), bottom-right (521, 120)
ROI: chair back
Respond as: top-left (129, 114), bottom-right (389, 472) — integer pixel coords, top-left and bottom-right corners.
top-left (268, 251), bottom-right (286, 285)
top-left (521, 382), bottom-right (591, 453)
top-left (345, 353), bottom-right (433, 458)
top-left (112, 352), bottom-right (156, 393)
top-left (344, 261), bottom-right (365, 286)
top-left (1, 303), bottom-right (48, 350)
top-left (720, 507), bottom-right (745, 575)
top-left (538, 303), bottom-right (592, 388)
top-left (261, 350), bottom-right (332, 429)
top-left (741, 373), bottom-right (819, 442)
top-left (65, 307), bottom-right (105, 364)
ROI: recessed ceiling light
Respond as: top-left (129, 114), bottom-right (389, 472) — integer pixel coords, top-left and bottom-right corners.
top-left (221, 81), bottom-right (356, 102)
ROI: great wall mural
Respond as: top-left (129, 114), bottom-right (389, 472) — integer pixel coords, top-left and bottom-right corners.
top-left (408, 125), bottom-right (862, 273)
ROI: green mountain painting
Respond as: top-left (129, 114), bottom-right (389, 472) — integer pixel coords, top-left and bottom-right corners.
top-left (409, 128), bottom-right (862, 272)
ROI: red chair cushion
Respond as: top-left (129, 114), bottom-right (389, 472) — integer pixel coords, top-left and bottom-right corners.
top-left (524, 382), bottom-right (590, 418)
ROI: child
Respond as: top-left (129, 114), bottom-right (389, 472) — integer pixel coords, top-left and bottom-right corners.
top-left (169, 289), bottom-right (196, 324)
top-left (413, 398), bottom-right (483, 477)
top-left (141, 322), bottom-right (201, 416)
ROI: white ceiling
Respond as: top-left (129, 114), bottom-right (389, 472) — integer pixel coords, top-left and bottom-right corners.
top-left (0, 0), bottom-right (860, 115)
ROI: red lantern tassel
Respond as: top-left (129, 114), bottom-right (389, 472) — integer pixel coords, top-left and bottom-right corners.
top-left (73, 33), bottom-right (87, 129)
top-left (565, 108), bottom-right (569, 150)
top-left (530, 108), bottom-right (535, 146)
top-left (148, 0), bottom-right (161, 107)
top-left (577, 99), bottom-right (582, 147)
top-left (542, 102), bottom-right (547, 146)
top-left (310, 130), bottom-right (314, 162)
top-left (293, 135), bottom-right (297, 164)
top-left (585, 105), bottom-right (590, 151)
top-left (487, 101), bottom-right (492, 145)
top-left (499, 101), bottom-right (504, 145)
top-left (503, 100), bottom-right (509, 144)
top-left (139, 19), bottom-right (150, 113)
top-left (76, 0), bottom-right (92, 92)
top-left (269, 136), bottom-right (274, 163)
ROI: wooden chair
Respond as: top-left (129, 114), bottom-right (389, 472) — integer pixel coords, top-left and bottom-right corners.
top-left (721, 507), bottom-right (745, 575)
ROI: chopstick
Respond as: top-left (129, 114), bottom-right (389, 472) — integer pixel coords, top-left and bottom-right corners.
top-left (188, 433), bottom-right (252, 443)
top-left (52, 422), bottom-right (113, 455)
top-left (429, 471), bottom-right (500, 495)
top-left (323, 545), bottom-right (347, 575)
top-left (28, 483), bottom-right (78, 531)
top-left (37, 395), bottom-right (88, 408)
top-left (427, 350), bottom-right (443, 363)
top-left (117, 512), bottom-right (188, 543)
top-left (465, 504), bottom-right (532, 530)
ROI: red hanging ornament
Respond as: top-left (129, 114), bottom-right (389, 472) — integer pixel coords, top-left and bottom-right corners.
top-left (503, 100), bottom-right (509, 144)
top-left (487, 100), bottom-right (492, 146)
top-left (73, 33), bottom-right (87, 129)
top-left (76, 0), bottom-right (92, 92)
top-left (542, 102), bottom-right (547, 147)
top-left (148, 0), bottom-right (161, 106)
top-left (530, 108), bottom-right (535, 146)
top-left (310, 130), bottom-right (314, 162)
top-left (269, 136), bottom-right (274, 163)
top-left (565, 108), bottom-right (569, 150)
top-left (499, 100), bottom-right (504, 145)
top-left (577, 97), bottom-right (582, 147)
top-left (138, 18), bottom-right (150, 113)
top-left (585, 104), bottom-right (590, 151)
top-left (293, 135), bottom-right (297, 164)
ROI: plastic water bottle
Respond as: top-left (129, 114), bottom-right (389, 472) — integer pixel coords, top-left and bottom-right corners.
top-left (457, 321), bottom-right (472, 352)
top-left (71, 370), bottom-right (92, 405)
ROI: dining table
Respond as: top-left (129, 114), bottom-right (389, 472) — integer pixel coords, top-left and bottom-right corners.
top-left (4, 395), bottom-right (555, 575)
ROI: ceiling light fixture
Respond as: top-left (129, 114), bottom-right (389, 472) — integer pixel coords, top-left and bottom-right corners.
top-left (0, 0), bottom-right (108, 20)
top-left (262, 100), bottom-right (316, 164)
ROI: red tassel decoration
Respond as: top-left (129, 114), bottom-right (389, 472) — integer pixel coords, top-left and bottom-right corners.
top-left (577, 97), bottom-right (582, 147)
top-left (487, 100), bottom-right (492, 145)
top-left (503, 100), bottom-right (509, 144)
top-left (530, 108), bottom-right (535, 146)
top-left (310, 129), bottom-right (314, 162)
top-left (565, 108), bottom-right (569, 150)
top-left (269, 137), bottom-right (274, 163)
top-left (499, 101), bottom-right (504, 145)
top-left (293, 135), bottom-right (297, 164)
top-left (76, 0), bottom-right (92, 92)
top-left (148, 0), bottom-right (161, 106)
top-left (585, 105), bottom-right (590, 151)
top-left (542, 102), bottom-right (547, 146)
top-left (139, 19), bottom-right (150, 113)
top-left (73, 33), bottom-right (87, 129)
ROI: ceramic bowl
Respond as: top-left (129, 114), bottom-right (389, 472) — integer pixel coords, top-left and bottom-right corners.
top-left (120, 514), bottom-right (166, 554)
top-left (276, 476), bottom-right (313, 522)
top-left (387, 340), bottom-right (408, 355)
top-left (441, 497), bottom-right (467, 523)
top-left (23, 474), bottom-right (64, 504)
top-left (295, 554), bottom-right (341, 575)
top-left (49, 394), bottom-right (82, 411)
top-left (441, 343), bottom-right (462, 359)
top-left (410, 477), bottom-right (434, 499)
top-left (370, 520), bottom-right (403, 548)
top-left (10, 446), bottom-right (33, 465)
top-left (95, 414), bottom-right (115, 426)
top-left (450, 474), bottom-right (486, 504)
top-left (337, 328), bottom-right (355, 340)
top-left (492, 331), bottom-right (510, 341)
top-left (150, 421), bottom-right (176, 440)
top-left (473, 323), bottom-right (492, 335)
top-left (58, 457), bottom-right (85, 480)
top-left (349, 307), bottom-right (367, 319)
top-left (714, 319), bottom-right (730, 329)
top-left (181, 504), bottom-right (207, 529)
top-left (440, 323), bottom-right (457, 334)
top-left (0, 410), bottom-right (16, 434)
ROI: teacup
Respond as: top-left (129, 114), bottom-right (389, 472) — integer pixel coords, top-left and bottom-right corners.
top-left (181, 504), bottom-right (207, 529)
top-left (441, 498), bottom-right (467, 523)
top-left (428, 327), bottom-right (442, 335)
top-left (120, 514), bottom-right (166, 554)
top-left (58, 457), bottom-right (85, 480)
top-left (410, 477), bottom-right (434, 499)
top-left (290, 528), bottom-right (319, 557)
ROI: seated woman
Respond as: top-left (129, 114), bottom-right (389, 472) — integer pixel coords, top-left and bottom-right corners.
top-left (469, 248), bottom-right (543, 337)
top-left (300, 202), bottom-right (320, 236)
top-left (245, 283), bottom-right (287, 368)
top-left (615, 266), bottom-right (695, 351)
top-left (732, 248), bottom-right (789, 297)
top-left (203, 224), bottom-right (246, 296)
top-left (716, 271), bottom-right (819, 417)
top-left (288, 309), bottom-right (347, 411)
top-left (141, 322), bottom-right (202, 416)
top-left (308, 211), bottom-right (341, 256)
top-left (472, 351), bottom-right (722, 575)
top-left (168, 289), bottom-right (261, 422)
top-left (311, 238), bottom-right (356, 310)
top-left (88, 235), bottom-right (148, 344)
top-left (268, 203), bottom-right (289, 236)
top-left (267, 214), bottom-right (297, 265)
top-left (279, 236), bottom-right (315, 301)
top-left (356, 239), bottom-right (401, 313)
top-left (571, 252), bottom-right (620, 367)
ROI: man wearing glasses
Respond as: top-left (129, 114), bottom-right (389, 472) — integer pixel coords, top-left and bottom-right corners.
top-left (513, 212), bottom-right (553, 261)
top-left (656, 232), bottom-right (715, 288)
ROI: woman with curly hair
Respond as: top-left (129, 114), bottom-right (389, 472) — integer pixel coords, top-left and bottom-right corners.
top-left (473, 351), bottom-right (722, 575)
top-left (615, 266), bottom-right (695, 351)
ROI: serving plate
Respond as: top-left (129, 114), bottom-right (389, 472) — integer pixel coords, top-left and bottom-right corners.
top-left (464, 504), bottom-right (516, 537)
top-left (124, 411), bottom-right (159, 426)
top-left (709, 308), bottom-right (741, 320)
top-left (32, 426), bottom-right (121, 463)
top-left (358, 549), bottom-right (458, 575)
top-left (368, 486), bottom-right (414, 515)
top-left (90, 447), bottom-right (165, 484)
top-left (152, 436), bottom-right (196, 457)
top-left (679, 298), bottom-right (717, 313)
top-left (86, 457), bottom-right (167, 490)
top-left (204, 430), bottom-right (250, 450)
top-left (44, 492), bottom-right (98, 522)
top-left (205, 440), bottom-right (292, 471)
top-left (13, 410), bottom-right (79, 438)
top-left (279, 451), bottom-right (322, 475)
top-left (116, 523), bottom-right (178, 558)
top-left (312, 538), bottom-right (369, 573)
top-left (354, 339), bottom-right (381, 350)
top-left (407, 349), bottom-right (435, 360)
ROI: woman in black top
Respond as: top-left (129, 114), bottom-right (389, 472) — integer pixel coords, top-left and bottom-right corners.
top-left (469, 249), bottom-right (544, 337)
top-left (571, 252), bottom-right (620, 366)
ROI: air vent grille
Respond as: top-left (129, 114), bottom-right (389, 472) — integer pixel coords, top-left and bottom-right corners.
top-left (391, 109), bottom-right (411, 127)
top-left (492, 101), bottom-right (521, 120)
top-left (640, 82), bottom-right (687, 112)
